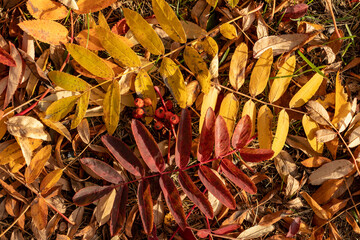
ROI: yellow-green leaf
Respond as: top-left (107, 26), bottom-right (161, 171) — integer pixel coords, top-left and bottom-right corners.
top-left (219, 23), bottom-right (237, 39)
top-left (289, 72), bottom-right (324, 108)
top-left (219, 93), bottom-right (239, 138)
top-left (123, 8), bottom-right (165, 55)
top-left (269, 55), bottom-right (296, 103)
top-left (25, 145), bottom-right (52, 184)
top-left (302, 115), bottom-right (323, 153)
top-left (71, 91), bottom-right (90, 129)
top-left (103, 81), bottom-right (121, 135)
top-left (184, 46), bottom-right (211, 94)
top-left (98, 11), bottom-right (110, 30)
top-left (152, 0), bottom-right (186, 43)
top-left (229, 42), bottom-right (248, 90)
top-left (95, 27), bottom-right (141, 67)
top-left (272, 109), bottom-right (289, 158)
top-left (242, 99), bottom-right (256, 136)
top-left (206, 0), bottom-right (218, 7)
top-left (18, 20), bottom-right (68, 45)
top-left (249, 48), bottom-right (273, 97)
top-left (48, 71), bottom-right (89, 92)
top-left (332, 71), bottom-right (351, 127)
top-left (75, 0), bottom-right (116, 14)
top-left (45, 95), bottom-right (79, 121)
top-left (257, 105), bottom-right (273, 149)
top-left (201, 37), bottom-right (218, 58)
top-left (65, 43), bottom-right (114, 79)
top-left (227, 0), bottom-right (239, 8)
top-left (159, 57), bottom-right (186, 108)
top-left (40, 169), bottom-right (63, 194)
top-left (199, 84), bottom-right (220, 133)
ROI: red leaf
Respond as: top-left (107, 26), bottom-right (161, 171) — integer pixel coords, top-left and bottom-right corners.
top-left (131, 119), bottom-right (165, 172)
top-left (286, 217), bottom-right (301, 237)
top-left (0, 47), bottom-right (16, 66)
top-left (178, 171), bottom-right (214, 219)
top-left (175, 108), bottom-right (192, 169)
top-left (111, 18), bottom-right (129, 35)
top-left (215, 115), bottom-right (230, 158)
top-left (101, 135), bottom-right (145, 177)
top-left (283, 4), bottom-right (308, 22)
top-left (159, 174), bottom-right (187, 230)
top-left (220, 158), bottom-right (257, 194)
top-left (232, 115), bottom-right (251, 149)
top-left (238, 148), bottom-right (274, 162)
top-left (110, 185), bottom-right (128, 236)
top-left (197, 229), bottom-right (211, 238)
top-left (178, 227), bottom-right (197, 240)
top-left (73, 185), bottom-right (114, 206)
top-left (198, 107), bottom-right (215, 162)
top-left (80, 158), bottom-right (123, 184)
top-left (138, 180), bottom-right (154, 234)
top-left (198, 165), bottom-right (236, 209)
top-left (212, 224), bottom-right (241, 235)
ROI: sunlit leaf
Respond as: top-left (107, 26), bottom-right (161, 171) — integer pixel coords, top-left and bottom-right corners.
top-left (215, 115), bottom-right (230, 158)
top-left (257, 105), bottom-right (273, 149)
top-left (27, 0), bottom-right (68, 20)
top-left (219, 93), bottom-right (239, 138)
top-left (48, 71), bottom-right (89, 92)
top-left (272, 109), bottom-right (289, 158)
top-left (45, 95), bottom-right (79, 122)
top-left (40, 168), bottom-right (63, 194)
top-left (219, 23), bottom-right (237, 39)
top-left (71, 91), bottom-right (90, 129)
top-left (75, 0), bottom-right (116, 14)
top-left (25, 145), bottom-right (52, 184)
top-left (73, 185), bottom-right (115, 206)
top-left (302, 115), bottom-right (324, 153)
top-left (103, 81), bottom-right (121, 135)
top-left (229, 42), bottom-right (247, 90)
top-left (80, 158), bottom-right (123, 184)
top-left (232, 115), bottom-right (251, 149)
top-left (249, 48), bottom-right (273, 97)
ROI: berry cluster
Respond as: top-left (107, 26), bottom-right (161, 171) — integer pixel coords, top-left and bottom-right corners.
top-left (132, 97), bottom-right (179, 130)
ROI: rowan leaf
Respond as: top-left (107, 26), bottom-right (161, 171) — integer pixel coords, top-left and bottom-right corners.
top-left (229, 42), bottom-right (248, 90)
top-left (305, 100), bottom-right (330, 126)
top-left (184, 46), bottom-right (211, 94)
top-left (18, 20), bottom-right (68, 45)
top-left (302, 115), bottom-right (324, 153)
top-left (242, 99), bottom-right (256, 136)
top-left (269, 55), bottom-right (296, 103)
top-left (31, 197), bottom-right (48, 230)
top-left (301, 191), bottom-right (330, 220)
top-left (110, 186), bottom-right (128, 236)
top-left (289, 72), bottom-right (324, 108)
top-left (73, 185), bottom-right (115, 206)
top-left (159, 174), bottom-right (187, 230)
top-left (48, 71), bottom-right (89, 92)
top-left (0, 46), bottom-right (16, 66)
top-left (238, 148), bottom-right (274, 162)
top-left (134, 69), bottom-right (158, 114)
top-left (0, 141), bottom-right (24, 165)
top-left (198, 107), bottom-right (215, 162)
top-left (65, 43), bottom-right (114, 79)
top-left (131, 119), bottom-right (165, 173)
top-left (159, 57), bottom-right (187, 108)
top-left (315, 129), bottom-right (337, 143)
top-left (219, 23), bottom-right (237, 39)
top-left (7, 116), bottom-right (50, 141)
top-left (198, 165), bottom-right (236, 209)
top-left (40, 168), bottom-right (63, 194)
top-left (237, 225), bottom-right (275, 239)
top-left (25, 145), bottom-right (52, 183)
top-left (175, 108), bottom-right (192, 169)
top-left (75, 0), bottom-right (117, 14)
top-left (178, 171), bottom-right (214, 219)
top-left (249, 48), bottom-right (273, 96)
top-left (199, 84), bottom-right (220, 133)
top-left (71, 91), bottom-right (90, 129)
top-left (272, 109), bottom-right (289, 158)
top-left (332, 71), bottom-right (352, 129)
top-left (215, 115), bottom-right (230, 158)
top-left (95, 26), bottom-right (141, 67)
top-left (308, 160), bottom-right (353, 185)
top-left (103, 81), bottom-right (121, 135)
top-left (27, 0), bottom-right (68, 20)
top-left (123, 8), bottom-right (164, 55)
top-left (219, 93), bottom-right (239, 138)
top-left (80, 158), bottom-right (123, 184)
top-left (257, 105), bottom-right (273, 149)
top-left (138, 180), bottom-right (154, 234)
top-left (232, 115), bottom-right (252, 149)
top-left (45, 95), bottom-right (79, 121)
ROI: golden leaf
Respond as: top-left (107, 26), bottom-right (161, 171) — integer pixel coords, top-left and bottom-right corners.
top-left (272, 109), bottom-right (289, 158)
top-left (249, 48), bottom-right (273, 97)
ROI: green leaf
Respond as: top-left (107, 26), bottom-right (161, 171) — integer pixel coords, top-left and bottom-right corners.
top-left (45, 95), bottom-right (79, 121)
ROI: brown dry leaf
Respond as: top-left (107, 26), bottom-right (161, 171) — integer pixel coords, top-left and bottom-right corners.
top-left (315, 129), bottom-right (337, 143)
top-left (27, 0), bottom-right (68, 20)
top-left (240, 3), bottom-right (255, 31)
top-left (186, 81), bottom-right (200, 106)
top-left (259, 210), bottom-right (291, 226)
top-left (229, 42), bottom-right (248, 90)
top-left (67, 207), bottom-right (84, 239)
top-left (301, 191), bottom-right (330, 220)
top-left (180, 21), bottom-right (207, 39)
top-left (125, 205), bottom-right (139, 237)
top-left (308, 160), bottom-right (353, 185)
top-left (77, 119), bottom-right (90, 144)
top-left (31, 197), bottom-right (48, 230)
top-left (237, 224), bottom-right (275, 239)
top-left (40, 169), bottom-right (63, 194)
top-left (58, 0), bottom-right (78, 10)
top-left (274, 151), bottom-right (297, 179)
top-left (7, 116), bottom-right (50, 141)
top-left (345, 212), bottom-right (360, 234)
top-left (18, 20), bottom-right (68, 45)
top-left (285, 175), bottom-right (300, 197)
top-left (286, 135), bottom-right (321, 157)
top-left (329, 222), bottom-right (342, 240)
top-left (0, 107), bottom-right (14, 139)
top-left (14, 136), bottom-right (42, 167)
top-left (25, 145), bottom-right (52, 183)
top-left (301, 156), bottom-right (331, 168)
top-left (95, 189), bottom-right (116, 226)
top-left (305, 100), bottom-right (331, 126)
top-left (253, 34), bottom-right (310, 58)
top-left (312, 177), bottom-right (353, 205)
top-left (348, 126), bottom-right (360, 148)
top-left (75, 29), bottom-right (104, 51)
top-left (0, 141), bottom-right (24, 165)
top-left (75, 0), bottom-right (116, 14)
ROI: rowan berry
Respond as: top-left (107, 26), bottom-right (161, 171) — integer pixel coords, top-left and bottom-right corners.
top-left (169, 114), bottom-right (180, 124)
top-left (134, 98), bottom-right (144, 108)
top-left (155, 107), bottom-right (165, 119)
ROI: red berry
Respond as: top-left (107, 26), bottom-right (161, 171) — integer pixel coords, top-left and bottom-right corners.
top-left (155, 107), bottom-right (165, 119)
top-left (164, 111), bottom-right (173, 120)
top-left (169, 114), bottom-right (180, 124)
top-left (154, 121), bottom-right (164, 130)
top-left (133, 108), bottom-right (144, 119)
top-left (165, 100), bottom-right (173, 110)
top-left (143, 98), bottom-right (152, 107)
top-left (134, 98), bottom-right (144, 108)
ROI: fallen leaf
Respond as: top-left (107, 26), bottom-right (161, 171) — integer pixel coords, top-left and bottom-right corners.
top-left (229, 42), bottom-right (248, 90)
top-left (75, 0), bottom-right (116, 14)
top-left (308, 160), bottom-right (353, 185)
top-left (103, 81), bottom-right (121, 135)
top-left (302, 115), bottom-right (324, 153)
top-left (7, 116), bottom-right (50, 141)
top-left (242, 99), bottom-right (256, 136)
top-left (315, 129), bottom-right (337, 143)
top-left (237, 224), bottom-right (275, 239)
top-left (272, 109), bottom-right (289, 158)
top-left (26, 0), bottom-right (68, 20)
top-left (249, 48), bottom-right (273, 97)
top-left (219, 93), bottom-right (239, 137)
top-left (257, 105), bottom-right (273, 149)
top-left (301, 191), bottom-right (330, 220)
top-left (220, 23), bottom-right (237, 39)
top-left (305, 100), bottom-right (331, 126)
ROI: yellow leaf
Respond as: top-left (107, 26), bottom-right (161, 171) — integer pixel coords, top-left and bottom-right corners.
top-left (15, 136), bottom-right (43, 166)
top-left (18, 20), bottom-right (68, 45)
top-left (36, 111), bottom-right (71, 141)
top-left (159, 57), bottom-right (187, 108)
top-left (186, 81), bottom-right (200, 107)
top-left (123, 8), bottom-right (165, 55)
top-left (75, 0), bottom-right (117, 14)
top-left (206, 0), bottom-right (218, 7)
top-left (25, 145), bottom-right (52, 184)
top-left (103, 81), bottom-right (121, 135)
top-left (27, 0), bottom-right (68, 20)
top-left (40, 169), bottom-right (63, 194)
top-left (0, 141), bottom-right (24, 165)
top-left (95, 27), bottom-right (141, 67)
top-left (242, 99), bottom-right (256, 136)
top-left (65, 43), bottom-right (114, 79)
top-left (98, 11), bottom-right (110, 30)
top-left (249, 48), bottom-right (273, 97)
top-left (71, 91), bottom-right (90, 129)
top-left (0, 107), bottom-right (14, 139)
top-left (301, 192), bottom-right (331, 220)
top-left (201, 37), bottom-right (218, 58)
top-left (229, 42), bottom-right (248, 90)
top-left (227, 0), bottom-right (239, 8)
top-left (219, 93), bottom-right (239, 137)
top-left (219, 23), bottom-right (237, 39)
top-left (272, 109), bottom-right (289, 158)
top-left (184, 46), bottom-right (211, 94)
top-left (269, 55), bottom-right (296, 103)
top-left (289, 72), bottom-right (323, 108)
top-left (199, 84), bottom-right (220, 133)
top-left (152, 0), bottom-right (186, 43)
top-left (134, 69), bottom-right (158, 115)
top-left (48, 71), bottom-right (89, 92)
top-left (45, 95), bottom-right (79, 121)
top-left (76, 29), bottom-right (104, 51)
top-left (257, 105), bottom-right (273, 149)
top-left (332, 71), bottom-right (351, 127)
top-left (302, 115), bottom-right (324, 153)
